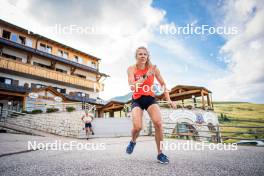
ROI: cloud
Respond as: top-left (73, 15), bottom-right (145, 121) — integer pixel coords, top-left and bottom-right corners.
top-left (2, 0), bottom-right (263, 103)
top-left (209, 0), bottom-right (264, 103)
top-left (0, 0), bottom-right (165, 100)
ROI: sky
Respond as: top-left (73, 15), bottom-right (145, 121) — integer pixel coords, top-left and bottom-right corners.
top-left (0, 0), bottom-right (263, 103)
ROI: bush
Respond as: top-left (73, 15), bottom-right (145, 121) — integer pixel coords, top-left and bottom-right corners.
top-left (22, 110), bottom-right (28, 114)
top-left (66, 106), bottom-right (76, 112)
top-left (31, 109), bottom-right (43, 114)
top-left (46, 108), bottom-right (59, 113)
top-left (219, 113), bottom-right (230, 122)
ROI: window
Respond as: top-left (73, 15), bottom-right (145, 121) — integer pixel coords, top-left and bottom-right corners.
top-left (2, 30), bottom-right (11, 39)
top-left (76, 92), bottom-right (81, 97)
top-left (10, 33), bottom-right (18, 42)
top-left (2, 53), bottom-right (16, 60)
top-left (39, 43), bottom-right (46, 52)
top-left (33, 62), bottom-right (51, 69)
top-left (5, 79), bottom-right (12, 85)
top-left (78, 57), bottom-right (83, 64)
top-left (53, 87), bottom-right (66, 94)
top-left (57, 50), bottom-right (63, 57)
top-left (0, 77), bottom-right (12, 85)
top-left (46, 45), bottom-right (52, 53)
top-left (74, 56), bottom-right (83, 63)
top-left (2, 53), bottom-right (22, 62)
top-left (74, 55), bottom-right (79, 62)
top-left (55, 68), bottom-right (67, 73)
top-left (39, 43), bottom-right (52, 53)
top-left (91, 61), bottom-right (96, 68)
top-left (57, 50), bottom-right (69, 59)
top-left (31, 83), bottom-right (46, 89)
top-left (87, 61), bottom-right (97, 69)
top-left (63, 52), bottom-right (69, 59)
top-left (74, 73), bottom-right (86, 79)
top-left (35, 84), bottom-right (46, 89)
top-left (26, 38), bottom-right (32, 47)
top-left (61, 89), bottom-right (66, 94)
top-left (18, 35), bottom-right (26, 45)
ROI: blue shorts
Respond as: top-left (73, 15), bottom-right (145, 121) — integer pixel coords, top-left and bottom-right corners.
top-left (131, 95), bottom-right (157, 110)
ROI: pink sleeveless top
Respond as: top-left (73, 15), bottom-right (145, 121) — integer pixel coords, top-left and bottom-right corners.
top-left (132, 65), bottom-right (155, 99)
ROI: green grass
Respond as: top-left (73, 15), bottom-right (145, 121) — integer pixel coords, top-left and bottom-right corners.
top-left (213, 102), bottom-right (264, 120)
top-left (213, 102), bottom-right (264, 142)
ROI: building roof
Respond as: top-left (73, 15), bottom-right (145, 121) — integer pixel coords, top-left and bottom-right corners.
top-left (156, 85), bottom-right (212, 101)
top-left (98, 100), bottom-right (126, 112)
top-left (30, 86), bottom-right (67, 101)
top-left (170, 85), bottom-right (211, 93)
top-left (0, 19), bottom-right (101, 61)
top-left (0, 83), bottom-right (105, 105)
top-left (0, 37), bottom-right (109, 77)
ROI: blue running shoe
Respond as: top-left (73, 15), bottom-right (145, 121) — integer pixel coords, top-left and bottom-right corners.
top-left (126, 141), bottom-right (136, 154)
top-left (157, 153), bottom-right (169, 164)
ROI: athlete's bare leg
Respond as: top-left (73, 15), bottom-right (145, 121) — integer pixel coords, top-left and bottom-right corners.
top-left (131, 107), bottom-right (143, 142)
top-left (147, 104), bottom-right (163, 154)
top-left (85, 127), bottom-right (90, 139)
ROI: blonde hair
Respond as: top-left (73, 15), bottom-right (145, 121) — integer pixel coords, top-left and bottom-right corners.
top-left (135, 46), bottom-right (152, 68)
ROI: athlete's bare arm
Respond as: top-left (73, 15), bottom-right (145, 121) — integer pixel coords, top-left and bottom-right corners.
top-left (127, 65), bottom-right (149, 91)
top-left (154, 66), bottom-right (176, 108)
top-left (89, 114), bottom-right (94, 121)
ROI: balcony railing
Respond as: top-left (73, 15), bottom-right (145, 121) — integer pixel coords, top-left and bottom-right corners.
top-left (0, 56), bottom-right (103, 91)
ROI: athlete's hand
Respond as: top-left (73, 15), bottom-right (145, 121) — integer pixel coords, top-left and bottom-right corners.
top-left (146, 65), bottom-right (156, 77)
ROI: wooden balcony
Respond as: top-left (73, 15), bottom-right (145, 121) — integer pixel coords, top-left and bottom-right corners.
top-left (0, 56), bottom-right (104, 91)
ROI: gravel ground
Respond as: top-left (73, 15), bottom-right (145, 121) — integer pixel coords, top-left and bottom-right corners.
top-left (0, 133), bottom-right (263, 176)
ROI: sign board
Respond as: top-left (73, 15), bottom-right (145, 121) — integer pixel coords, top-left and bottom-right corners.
top-left (28, 92), bottom-right (39, 99)
top-left (54, 96), bottom-right (62, 102)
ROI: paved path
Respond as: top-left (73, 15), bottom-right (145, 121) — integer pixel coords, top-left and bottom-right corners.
top-left (0, 133), bottom-right (264, 176)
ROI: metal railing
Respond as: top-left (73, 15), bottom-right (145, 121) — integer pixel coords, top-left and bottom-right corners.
top-left (25, 101), bottom-right (96, 113)
top-left (148, 121), bottom-right (264, 143)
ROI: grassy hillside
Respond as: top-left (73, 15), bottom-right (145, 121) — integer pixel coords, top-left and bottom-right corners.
top-left (213, 102), bottom-right (264, 120)
top-left (212, 102), bottom-right (264, 143)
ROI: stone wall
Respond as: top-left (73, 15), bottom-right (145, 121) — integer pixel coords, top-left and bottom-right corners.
top-left (5, 107), bottom-right (219, 140)
top-left (7, 111), bottom-right (84, 138)
top-left (6, 111), bottom-right (146, 138)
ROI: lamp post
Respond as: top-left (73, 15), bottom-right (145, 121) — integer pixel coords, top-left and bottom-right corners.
top-left (81, 93), bottom-right (86, 110)
top-left (192, 95), bottom-right (197, 108)
top-left (7, 101), bottom-right (12, 121)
